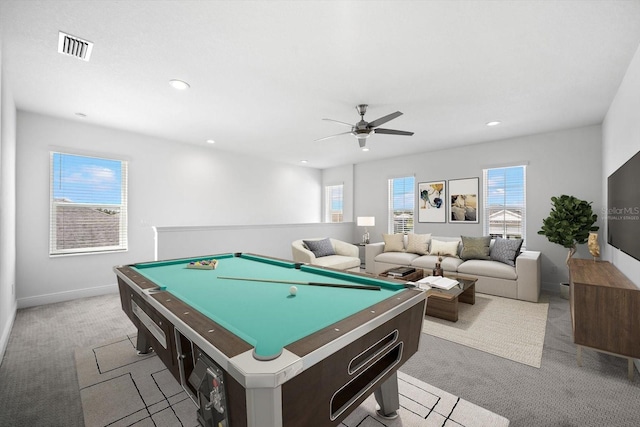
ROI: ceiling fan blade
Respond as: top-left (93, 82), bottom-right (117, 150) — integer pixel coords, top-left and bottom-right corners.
top-left (314, 131), bottom-right (352, 142)
top-left (374, 128), bottom-right (414, 136)
top-left (367, 111), bottom-right (403, 128)
top-left (322, 118), bottom-right (354, 128)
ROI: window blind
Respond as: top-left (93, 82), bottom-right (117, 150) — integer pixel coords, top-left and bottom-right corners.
top-left (50, 152), bottom-right (128, 255)
top-left (483, 165), bottom-right (526, 245)
top-left (388, 176), bottom-right (415, 234)
top-left (325, 184), bottom-right (344, 223)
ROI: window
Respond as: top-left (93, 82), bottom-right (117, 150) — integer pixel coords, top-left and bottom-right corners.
top-left (325, 184), bottom-right (343, 222)
top-left (50, 152), bottom-right (128, 255)
top-left (483, 165), bottom-right (526, 245)
top-left (388, 176), bottom-right (415, 233)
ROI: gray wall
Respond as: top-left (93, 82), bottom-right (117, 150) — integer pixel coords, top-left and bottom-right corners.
top-left (350, 125), bottom-right (603, 292)
top-left (603, 41), bottom-right (640, 282)
top-left (15, 112), bottom-right (323, 308)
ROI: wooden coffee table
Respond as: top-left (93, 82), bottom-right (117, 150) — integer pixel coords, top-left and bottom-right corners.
top-left (378, 269), bottom-right (477, 322)
top-left (424, 273), bottom-right (477, 322)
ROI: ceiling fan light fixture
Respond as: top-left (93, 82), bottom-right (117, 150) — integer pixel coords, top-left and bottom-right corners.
top-left (352, 129), bottom-right (371, 138)
top-left (361, 147), bottom-right (370, 152)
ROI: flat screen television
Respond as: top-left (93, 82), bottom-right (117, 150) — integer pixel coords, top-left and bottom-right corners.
top-left (607, 149), bottom-right (640, 261)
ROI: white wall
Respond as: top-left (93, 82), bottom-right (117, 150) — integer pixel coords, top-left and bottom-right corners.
top-left (155, 222), bottom-right (355, 261)
top-left (354, 125), bottom-right (603, 292)
top-left (603, 42), bottom-right (640, 284)
top-left (0, 37), bottom-right (19, 362)
top-left (15, 112), bottom-right (322, 307)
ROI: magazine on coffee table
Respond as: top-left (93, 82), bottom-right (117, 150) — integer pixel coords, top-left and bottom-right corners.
top-left (417, 276), bottom-right (459, 290)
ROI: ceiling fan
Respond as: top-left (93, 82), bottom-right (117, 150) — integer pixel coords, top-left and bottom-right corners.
top-left (315, 104), bottom-right (414, 149)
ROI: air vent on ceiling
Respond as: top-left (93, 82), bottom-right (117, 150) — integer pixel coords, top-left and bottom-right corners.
top-left (58, 31), bottom-right (93, 62)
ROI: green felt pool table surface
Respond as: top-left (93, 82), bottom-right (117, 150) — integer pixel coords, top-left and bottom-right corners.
top-left (132, 253), bottom-right (407, 359)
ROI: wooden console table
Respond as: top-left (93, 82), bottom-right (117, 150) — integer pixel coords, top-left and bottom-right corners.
top-left (569, 258), bottom-right (640, 380)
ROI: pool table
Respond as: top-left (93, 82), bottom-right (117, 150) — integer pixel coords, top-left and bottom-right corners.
top-left (114, 253), bottom-right (426, 427)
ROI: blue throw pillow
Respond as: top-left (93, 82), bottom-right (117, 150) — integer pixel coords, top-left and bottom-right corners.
top-left (303, 238), bottom-right (336, 258)
top-left (490, 238), bottom-right (523, 266)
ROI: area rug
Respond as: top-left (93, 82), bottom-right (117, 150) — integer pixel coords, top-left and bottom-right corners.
top-left (422, 293), bottom-right (549, 368)
top-left (75, 335), bottom-right (509, 427)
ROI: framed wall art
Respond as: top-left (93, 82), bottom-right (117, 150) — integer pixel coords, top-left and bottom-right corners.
top-left (449, 177), bottom-right (479, 223)
top-left (418, 181), bottom-right (446, 223)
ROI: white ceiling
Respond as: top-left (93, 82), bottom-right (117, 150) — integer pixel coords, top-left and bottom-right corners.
top-left (2, 1), bottom-right (640, 169)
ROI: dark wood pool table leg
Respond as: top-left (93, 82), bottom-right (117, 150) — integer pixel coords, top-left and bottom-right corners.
top-left (373, 371), bottom-right (399, 419)
top-left (136, 331), bottom-right (153, 355)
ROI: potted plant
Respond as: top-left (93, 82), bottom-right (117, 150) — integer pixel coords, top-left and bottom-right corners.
top-left (538, 195), bottom-right (599, 298)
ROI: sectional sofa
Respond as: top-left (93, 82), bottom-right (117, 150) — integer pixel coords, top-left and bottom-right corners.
top-left (365, 234), bottom-right (541, 302)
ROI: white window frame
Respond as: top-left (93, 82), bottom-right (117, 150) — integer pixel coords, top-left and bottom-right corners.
top-left (482, 164), bottom-right (527, 246)
top-left (50, 151), bottom-right (128, 256)
top-left (388, 176), bottom-right (415, 234)
top-left (325, 184), bottom-right (344, 223)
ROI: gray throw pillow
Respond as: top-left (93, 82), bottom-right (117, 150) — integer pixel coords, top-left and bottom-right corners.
top-left (303, 238), bottom-right (336, 258)
top-left (490, 238), bottom-right (523, 266)
top-left (460, 236), bottom-right (491, 260)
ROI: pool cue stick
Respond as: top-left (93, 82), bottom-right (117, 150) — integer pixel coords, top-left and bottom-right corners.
top-left (217, 276), bottom-right (381, 291)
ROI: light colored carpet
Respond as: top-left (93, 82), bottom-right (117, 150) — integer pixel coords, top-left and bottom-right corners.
top-left (75, 335), bottom-right (509, 427)
top-left (422, 294), bottom-right (549, 368)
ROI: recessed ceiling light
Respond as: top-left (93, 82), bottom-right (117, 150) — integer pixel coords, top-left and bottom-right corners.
top-left (206, 139), bottom-right (215, 144)
top-left (300, 160), bottom-right (308, 164)
top-left (169, 79), bottom-right (190, 90)
top-left (486, 121), bottom-right (501, 126)
top-left (362, 147), bottom-right (370, 152)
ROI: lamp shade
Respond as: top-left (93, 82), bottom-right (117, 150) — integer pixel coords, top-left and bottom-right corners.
top-left (357, 216), bottom-right (375, 227)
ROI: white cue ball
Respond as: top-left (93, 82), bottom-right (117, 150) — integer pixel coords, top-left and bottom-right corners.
top-left (289, 285), bottom-right (298, 296)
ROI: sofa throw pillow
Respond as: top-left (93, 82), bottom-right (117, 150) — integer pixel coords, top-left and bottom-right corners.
top-left (429, 239), bottom-right (459, 257)
top-left (490, 237), bottom-right (523, 266)
top-left (405, 233), bottom-right (431, 255)
top-left (460, 236), bottom-right (491, 260)
top-left (303, 238), bottom-right (335, 258)
top-left (383, 234), bottom-right (405, 252)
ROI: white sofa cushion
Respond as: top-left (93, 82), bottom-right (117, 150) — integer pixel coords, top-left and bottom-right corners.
top-left (457, 259), bottom-right (517, 280)
top-left (311, 255), bottom-right (360, 271)
top-left (383, 234), bottom-right (405, 252)
top-left (411, 255), bottom-right (464, 272)
top-left (405, 233), bottom-right (431, 255)
top-left (429, 239), bottom-right (459, 257)
top-left (375, 251), bottom-right (419, 265)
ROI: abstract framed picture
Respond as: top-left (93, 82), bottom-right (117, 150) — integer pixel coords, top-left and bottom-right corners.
top-left (449, 177), bottom-right (479, 223)
top-left (418, 181), bottom-right (446, 223)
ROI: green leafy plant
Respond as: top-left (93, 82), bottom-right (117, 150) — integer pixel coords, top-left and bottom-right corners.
top-left (538, 195), bottom-right (599, 265)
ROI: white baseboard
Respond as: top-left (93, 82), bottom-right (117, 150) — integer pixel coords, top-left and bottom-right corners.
top-left (0, 300), bottom-right (17, 363)
top-left (16, 283), bottom-right (118, 309)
